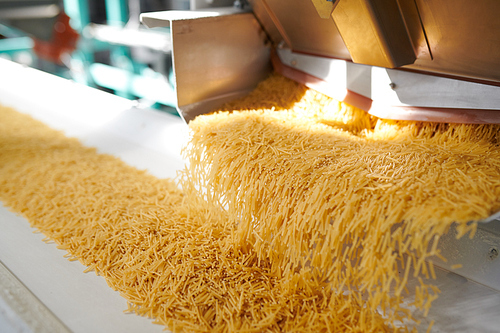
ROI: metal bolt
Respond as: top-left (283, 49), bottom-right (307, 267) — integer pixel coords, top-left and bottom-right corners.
top-left (488, 247), bottom-right (498, 260)
top-left (291, 59), bottom-right (298, 67)
top-left (389, 82), bottom-right (397, 90)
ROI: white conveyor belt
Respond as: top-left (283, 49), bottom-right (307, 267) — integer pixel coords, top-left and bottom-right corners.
top-left (0, 58), bottom-right (187, 333)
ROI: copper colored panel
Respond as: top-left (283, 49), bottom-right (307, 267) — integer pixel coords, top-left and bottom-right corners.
top-left (407, 0), bottom-right (500, 82)
top-left (253, 0), bottom-right (500, 83)
top-left (252, 0), bottom-right (351, 59)
top-left (397, 0), bottom-right (432, 61)
top-left (311, 0), bottom-right (336, 19)
top-left (331, 0), bottom-right (416, 68)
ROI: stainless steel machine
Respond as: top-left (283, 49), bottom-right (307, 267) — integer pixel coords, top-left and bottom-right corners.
top-left (141, 0), bottom-right (500, 123)
top-left (140, 1), bottom-right (500, 331)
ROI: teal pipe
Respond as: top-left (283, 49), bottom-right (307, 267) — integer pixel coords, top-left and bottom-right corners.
top-left (0, 37), bottom-right (33, 54)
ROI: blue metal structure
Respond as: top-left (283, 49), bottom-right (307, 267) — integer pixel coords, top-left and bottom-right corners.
top-left (0, 0), bottom-right (177, 111)
top-left (63, 0), bottom-right (176, 109)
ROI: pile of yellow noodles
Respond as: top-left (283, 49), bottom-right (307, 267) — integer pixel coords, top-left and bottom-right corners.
top-left (1, 73), bottom-right (500, 332)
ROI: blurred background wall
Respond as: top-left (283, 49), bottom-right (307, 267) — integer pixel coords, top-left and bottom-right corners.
top-left (0, 0), bottom-right (233, 113)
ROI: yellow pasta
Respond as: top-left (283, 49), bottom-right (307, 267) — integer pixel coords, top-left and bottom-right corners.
top-left (1, 73), bottom-right (500, 332)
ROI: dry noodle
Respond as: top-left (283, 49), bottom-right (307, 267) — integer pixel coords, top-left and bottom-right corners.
top-left (1, 73), bottom-right (500, 332)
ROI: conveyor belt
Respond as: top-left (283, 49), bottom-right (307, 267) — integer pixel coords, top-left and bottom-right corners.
top-left (0, 58), bottom-right (186, 333)
top-left (1, 58), bottom-right (500, 332)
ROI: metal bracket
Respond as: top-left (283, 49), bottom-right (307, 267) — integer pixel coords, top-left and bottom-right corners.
top-left (141, 8), bottom-right (272, 123)
top-left (276, 47), bottom-right (500, 123)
